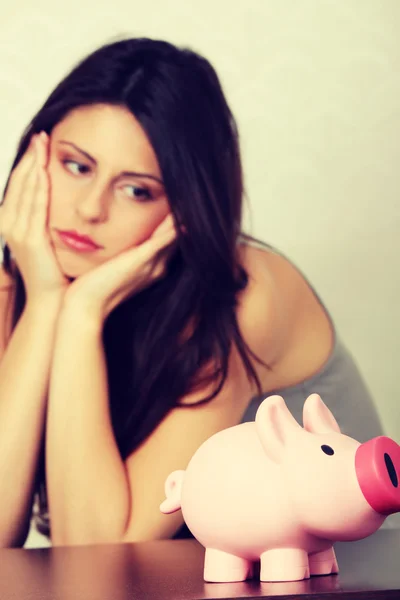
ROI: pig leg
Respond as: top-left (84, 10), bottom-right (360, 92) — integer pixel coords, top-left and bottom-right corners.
top-left (260, 548), bottom-right (310, 582)
top-left (309, 547), bottom-right (339, 576)
top-left (203, 548), bottom-right (253, 582)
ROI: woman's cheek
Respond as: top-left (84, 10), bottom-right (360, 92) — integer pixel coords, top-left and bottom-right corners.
top-left (47, 171), bottom-right (78, 235)
top-left (124, 207), bottom-right (171, 247)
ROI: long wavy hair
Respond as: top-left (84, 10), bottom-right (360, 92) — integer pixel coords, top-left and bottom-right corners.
top-left (1, 37), bottom-right (267, 493)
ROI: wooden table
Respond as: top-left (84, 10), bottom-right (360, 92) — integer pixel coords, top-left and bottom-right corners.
top-left (0, 528), bottom-right (399, 599)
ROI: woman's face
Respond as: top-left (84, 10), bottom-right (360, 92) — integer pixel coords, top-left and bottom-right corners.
top-left (47, 103), bottom-right (170, 278)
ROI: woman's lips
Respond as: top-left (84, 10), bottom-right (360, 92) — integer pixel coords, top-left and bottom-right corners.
top-left (55, 229), bottom-right (102, 253)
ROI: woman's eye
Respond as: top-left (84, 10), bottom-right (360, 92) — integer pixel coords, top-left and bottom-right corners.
top-left (125, 186), bottom-right (153, 201)
top-left (62, 159), bottom-right (90, 175)
top-left (61, 161), bottom-right (154, 201)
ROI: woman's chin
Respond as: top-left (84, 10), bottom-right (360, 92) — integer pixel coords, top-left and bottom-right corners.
top-left (58, 264), bottom-right (83, 281)
top-left (55, 251), bottom-right (94, 280)
top-left (58, 262), bottom-right (81, 280)
top-left (61, 267), bottom-right (81, 281)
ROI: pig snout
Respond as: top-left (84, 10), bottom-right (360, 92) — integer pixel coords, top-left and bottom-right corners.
top-left (355, 436), bottom-right (400, 515)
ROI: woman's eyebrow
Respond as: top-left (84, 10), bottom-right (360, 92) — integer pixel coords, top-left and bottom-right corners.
top-left (57, 140), bottom-right (164, 185)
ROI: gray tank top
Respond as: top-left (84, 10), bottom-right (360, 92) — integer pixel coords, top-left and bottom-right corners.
top-left (238, 237), bottom-right (384, 443)
top-left (238, 238), bottom-right (400, 530)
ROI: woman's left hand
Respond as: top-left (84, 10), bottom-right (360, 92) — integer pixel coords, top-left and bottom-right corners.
top-left (62, 214), bottom-right (178, 323)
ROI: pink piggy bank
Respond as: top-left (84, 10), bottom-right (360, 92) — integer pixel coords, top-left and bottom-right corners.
top-left (160, 393), bottom-right (400, 583)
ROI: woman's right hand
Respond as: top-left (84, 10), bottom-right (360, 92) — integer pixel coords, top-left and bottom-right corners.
top-left (0, 132), bottom-right (70, 303)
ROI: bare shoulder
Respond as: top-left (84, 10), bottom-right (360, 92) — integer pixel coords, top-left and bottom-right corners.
top-left (235, 243), bottom-right (297, 368)
top-left (236, 242), bottom-right (335, 391)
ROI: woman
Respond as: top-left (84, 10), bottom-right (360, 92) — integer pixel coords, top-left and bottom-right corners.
top-left (0, 37), bottom-right (384, 548)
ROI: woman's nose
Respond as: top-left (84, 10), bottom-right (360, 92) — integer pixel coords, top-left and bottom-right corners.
top-left (75, 186), bottom-right (109, 223)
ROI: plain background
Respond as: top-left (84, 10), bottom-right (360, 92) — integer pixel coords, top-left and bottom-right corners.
top-left (0, 1), bottom-right (399, 545)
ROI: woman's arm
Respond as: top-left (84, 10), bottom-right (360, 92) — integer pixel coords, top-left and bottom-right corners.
top-left (0, 131), bottom-right (73, 547)
top-left (45, 255), bottom-right (285, 546)
top-left (46, 305), bottom-right (255, 546)
top-left (46, 308), bottom-right (131, 545)
top-left (0, 292), bottom-right (64, 547)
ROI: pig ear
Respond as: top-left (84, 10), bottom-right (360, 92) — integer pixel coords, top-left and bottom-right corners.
top-left (255, 395), bottom-right (302, 464)
top-left (302, 393), bottom-right (341, 434)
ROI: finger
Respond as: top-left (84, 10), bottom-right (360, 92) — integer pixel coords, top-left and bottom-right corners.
top-left (2, 136), bottom-right (37, 207)
top-left (28, 160), bottom-right (50, 239)
top-left (139, 223), bottom-right (177, 259)
top-left (35, 132), bottom-right (49, 169)
top-left (12, 144), bottom-right (41, 239)
top-left (152, 213), bottom-right (175, 236)
top-left (112, 227), bottom-right (176, 281)
top-left (0, 139), bottom-right (36, 231)
top-left (26, 134), bottom-right (50, 237)
top-left (155, 224), bottom-right (177, 247)
top-left (118, 251), bottom-right (168, 301)
top-left (150, 260), bottom-right (167, 280)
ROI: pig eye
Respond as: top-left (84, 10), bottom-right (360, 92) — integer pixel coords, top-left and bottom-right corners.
top-left (321, 445), bottom-right (334, 456)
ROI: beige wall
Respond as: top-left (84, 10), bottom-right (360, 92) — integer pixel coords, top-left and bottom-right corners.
top-left (1, 1), bottom-right (399, 442)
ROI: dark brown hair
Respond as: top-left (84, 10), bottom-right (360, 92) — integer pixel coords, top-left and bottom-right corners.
top-left (1, 37), bottom-right (266, 466)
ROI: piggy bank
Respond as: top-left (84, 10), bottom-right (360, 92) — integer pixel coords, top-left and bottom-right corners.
top-left (160, 393), bottom-right (400, 583)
